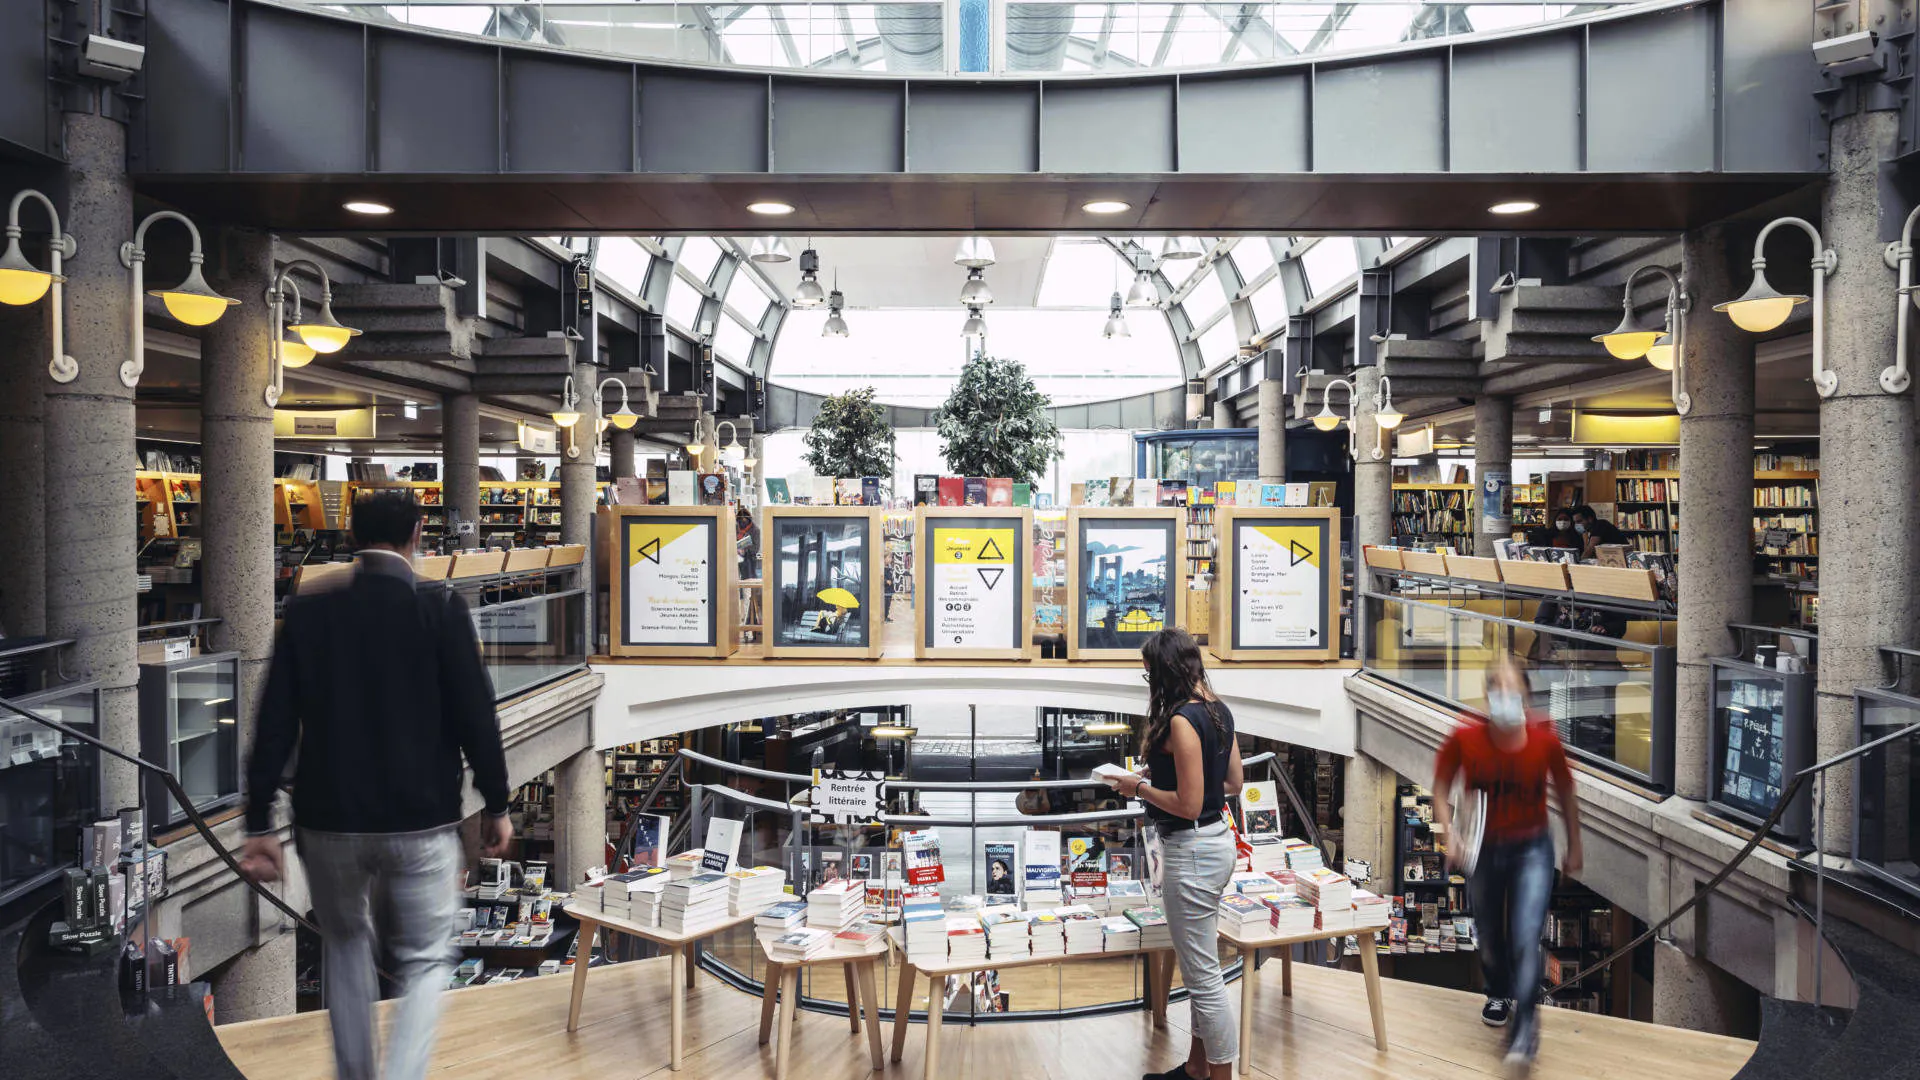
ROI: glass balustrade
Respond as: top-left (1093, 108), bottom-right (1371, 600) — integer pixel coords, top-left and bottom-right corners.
top-left (467, 587), bottom-right (589, 700)
top-left (0, 683), bottom-right (102, 905)
top-left (1855, 689), bottom-right (1920, 900)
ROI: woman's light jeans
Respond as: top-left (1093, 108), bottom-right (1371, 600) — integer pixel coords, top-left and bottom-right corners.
top-left (1160, 819), bottom-right (1238, 1065)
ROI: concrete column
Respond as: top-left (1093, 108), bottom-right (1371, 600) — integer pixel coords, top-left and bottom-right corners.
top-left (443, 392), bottom-right (481, 542)
top-left (199, 227), bottom-right (277, 767)
top-left (209, 932), bottom-right (296, 1023)
top-left (750, 433), bottom-right (767, 500)
top-left (45, 113), bottom-right (139, 808)
top-left (1675, 225), bottom-right (1754, 802)
top-left (1816, 109), bottom-right (1915, 852)
top-left (0, 300), bottom-right (49, 637)
top-left (1652, 941), bottom-right (1759, 1037)
top-left (1211, 396), bottom-right (1237, 430)
top-left (1352, 367), bottom-right (1391, 549)
top-left (608, 427), bottom-right (638, 480)
top-left (1339, 751), bottom-right (1399, 887)
top-left (550, 746), bottom-right (606, 888)
top-left (1256, 379), bottom-right (1285, 482)
top-left (561, 362), bottom-right (600, 596)
top-left (1472, 395), bottom-right (1511, 557)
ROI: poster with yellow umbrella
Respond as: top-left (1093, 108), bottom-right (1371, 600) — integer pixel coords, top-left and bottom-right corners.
top-left (763, 506), bottom-right (886, 659)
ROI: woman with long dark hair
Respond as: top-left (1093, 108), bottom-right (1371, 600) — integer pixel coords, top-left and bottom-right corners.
top-left (1101, 627), bottom-right (1244, 1080)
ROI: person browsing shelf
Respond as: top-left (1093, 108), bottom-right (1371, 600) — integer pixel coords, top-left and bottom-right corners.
top-left (1101, 628), bottom-right (1244, 1080)
top-left (1432, 657), bottom-right (1583, 1077)
top-left (1571, 504), bottom-right (1626, 555)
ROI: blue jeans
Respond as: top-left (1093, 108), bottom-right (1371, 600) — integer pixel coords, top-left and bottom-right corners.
top-left (1466, 832), bottom-right (1555, 1028)
top-left (299, 826), bottom-right (463, 1080)
top-left (1159, 819), bottom-right (1238, 1064)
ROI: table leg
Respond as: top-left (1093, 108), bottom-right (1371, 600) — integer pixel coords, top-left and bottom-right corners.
top-left (1237, 948), bottom-right (1256, 1077)
top-left (686, 944), bottom-right (699, 989)
top-left (845, 962), bottom-right (862, 1033)
top-left (670, 944), bottom-right (686, 1071)
top-left (566, 919), bottom-right (596, 1033)
top-left (922, 973), bottom-right (944, 1080)
top-left (1281, 948), bottom-right (1292, 997)
top-left (1149, 953), bottom-right (1170, 1026)
top-left (760, 961), bottom-right (782, 1045)
top-left (1358, 935), bottom-right (1388, 1051)
top-left (890, 962), bottom-right (916, 1063)
top-left (858, 960), bottom-right (885, 1071)
top-left (775, 967), bottom-right (800, 1080)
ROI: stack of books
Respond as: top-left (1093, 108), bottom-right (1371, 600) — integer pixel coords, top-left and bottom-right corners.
top-left (1059, 906), bottom-right (1104, 955)
top-left (807, 881), bottom-right (867, 931)
top-left (1282, 839), bottom-right (1324, 873)
top-left (834, 920), bottom-right (884, 955)
top-left (946, 916), bottom-right (988, 964)
top-left (1351, 890), bottom-right (1391, 929)
top-left (1263, 894), bottom-right (1317, 936)
top-left (601, 867), bottom-right (671, 926)
top-left (1229, 871), bottom-right (1277, 898)
top-left (980, 906), bottom-right (1030, 959)
top-left (1125, 906), bottom-right (1172, 951)
top-left (1297, 867), bottom-right (1353, 915)
top-left (668, 850), bottom-right (707, 880)
top-left (902, 898), bottom-right (947, 967)
top-left (661, 872), bottom-right (730, 934)
top-left (767, 927), bottom-right (832, 963)
top-left (754, 900), bottom-right (808, 943)
top-left (1101, 915), bottom-right (1142, 952)
top-left (727, 866), bottom-right (787, 916)
top-left (1026, 910), bottom-right (1067, 958)
top-left (1245, 834), bottom-right (1289, 875)
top-left (1263, 869), bottom-right (1299, 897)
top-left (1218, 895), bottom-right (1269, 935)
top-left (1105, 879), bottom-right (1150, 914)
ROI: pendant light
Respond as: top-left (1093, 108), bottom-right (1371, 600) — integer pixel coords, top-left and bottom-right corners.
top-left (1126, 270), bottom-right (1157, 308)
top-left (961, 305), bottom-right (987, 340)
top-left (792, 245), bottom-right (826, 307)
top-left (954, 237), bottom-right (996, 268)
top-left (959, 267), bottom-right (993, 306)
top-left (748, 236), bottom-right (793, 264)
top-left (1102, 292), bottom-right (1130, 339)
top-left (822, 277), bottom-right (849, 338)
top-left (1159, 236), bottom-right (1205, 261)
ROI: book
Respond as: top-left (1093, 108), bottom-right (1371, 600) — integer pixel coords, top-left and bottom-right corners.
top-left (812, 476), bottom-right (836, 506)
top-left (1021, 830), bottom-right (1063, 905)
top-left (937, 477), bottom-right (964, 506)
top-left (963, 478), bottom-right (987, 506)
top-left (1239, 781), bottom-right (1282, 835)
top-left (1213, 481), bottom-right (1236, 506)
top-left (765, 478), bottom-right (792, 505)
top-left (985, 478), bottom-right (1013, 506)
top-left (668, 471), bottom-right (697, 506)
top-left (1085, 478), bottom-right (1111, 507)
top-left (862, 476), bottom-right (882, 506)
top-left (1260, 483), bottom-right (1287, 507)
top-left (836, 478), bottom-right (865, 506)
top-left (1156, 481), bottom-right (1189, 508)
top-left (903, 829), bottom-right (945, 886)
top-left (768, 927), bottom-right (833, 962)
top-left (983, 842), bottom-right (1017, 896)
top-left (914, 475), bottom-right (939, 506)
top-left (701, 818), bottom-right (743, 874)
top-left (1013, 483), bottom-right (1032, 507)
top-left (698, 472), bottom-right (728, 506)
top-left (1109, 477), bottom-right (1134, 506)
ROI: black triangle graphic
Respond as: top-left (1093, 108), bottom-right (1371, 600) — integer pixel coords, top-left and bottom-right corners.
top-left (1289, 539), bottom-right (1313, 566)
top-left (977, 536), bottom-right (1007, 562)
top-left (978, 567), bottom-right (1004, 590)
top-left (638, 537), bottom-right (662, 564)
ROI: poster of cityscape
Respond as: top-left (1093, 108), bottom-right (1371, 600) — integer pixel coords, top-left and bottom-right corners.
top-left (1077, 522), bottom-right (1173, 652)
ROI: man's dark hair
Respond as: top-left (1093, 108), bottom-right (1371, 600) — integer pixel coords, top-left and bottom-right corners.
top-left (1571, 504), bottom-right (1597, 521)
top-left (351, 490), bottom-right (423, 549)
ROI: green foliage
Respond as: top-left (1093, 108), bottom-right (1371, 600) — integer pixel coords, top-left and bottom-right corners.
top-left (933, 353), bottom-right (1063, 485)
top-left (802, 386), bottom-right (895, 479)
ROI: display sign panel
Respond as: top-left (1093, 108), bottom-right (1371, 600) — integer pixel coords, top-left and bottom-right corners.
top-left (619, 514), bottom-right (718, 648)
top-left (915, 509), bottom-right (1031, 658)
top-left (768, 513), bottom-right (874, 652)
top-left (1214, 508), bottom-right (1340, 661)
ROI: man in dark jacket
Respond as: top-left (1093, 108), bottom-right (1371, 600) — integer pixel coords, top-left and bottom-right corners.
top-left (240, 490), bottom-right (511, 1080)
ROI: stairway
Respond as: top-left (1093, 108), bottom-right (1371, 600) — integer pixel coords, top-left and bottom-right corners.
top-left (2, 885), bottom-right (247, 1080)
top-left (1733, 915), bottom-right (1920, 1080)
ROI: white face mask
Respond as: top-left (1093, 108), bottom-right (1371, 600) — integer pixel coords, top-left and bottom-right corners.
top-left (1574, 523), bottom-right (1588, 534)
top-left (1487, 690), bottom-right (1527, 730)
top-left (1554, 520), bottom-right (1571, 531)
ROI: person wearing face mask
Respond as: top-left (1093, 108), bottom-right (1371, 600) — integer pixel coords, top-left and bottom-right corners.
top-left (1570, 504), bottom-right (1626, 555)
top-left (1431, 658), bottom-right (1583, 1077)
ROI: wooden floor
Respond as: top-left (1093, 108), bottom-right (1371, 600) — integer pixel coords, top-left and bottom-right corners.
top-left (218, 953), bottom-right (1754, 1080)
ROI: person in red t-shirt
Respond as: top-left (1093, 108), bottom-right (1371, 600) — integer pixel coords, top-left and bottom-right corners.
top-left (1433, 657), bottom-right (1583, 1076)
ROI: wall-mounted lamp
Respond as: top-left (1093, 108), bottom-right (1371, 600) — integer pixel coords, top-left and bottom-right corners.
top-left (1595, 264), bottom-right (1690, 413)
top-left (266, 259), bottom-right (359, 407)
top-left (1715, 216), bottom-right (1836, 397)
top-left (1880, 207), bottom-right (1920, 394)
top-left (552, 374), bottom-right (582, 429)
top-left (715, 418), bottom-right (752, 469)
top-left (1312, 377), bottom-right (1361, 459)
top-left (122, 210), bottom-right (239, 388)
top-left (0, 189), bottom-right (77, 382)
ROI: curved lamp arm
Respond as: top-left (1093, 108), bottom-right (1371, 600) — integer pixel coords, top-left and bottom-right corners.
top-left (119, 210), bottom-right (209, 389)
top-left (1320, 376), bottom-right (1359, 460)
top-left (1367, 374), bottom-right (1399, 461)
top-left (1755, 216), bottom-right (1838, 398)
top-left (1884, 205), bottom-right (1920, 394)
top-left (1624, 264), bottom-right (1691, 415)
top-left (263, 274), bottom-right (306, 408)
top-left (592, 376), bottom-right (631, 456)
top-left (5, 189), bottom-right (78, 382)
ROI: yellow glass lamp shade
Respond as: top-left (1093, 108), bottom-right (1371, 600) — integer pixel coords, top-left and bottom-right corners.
top-left (685, 442), bottom-right (706, 457)
top-left (0, 237), bottom-right (56, 305)
top-left (1374, 408), bottom-right (1405, 430)
top-left (1644, 335), bottom-right (1675, 372)
top-left (817, 587), bottom-right (860, 610)
top-left (550, 410), bottom-right (581, 428)
top-left (607, 407), bottom-right (638, 430)
top-left (278, 337), bottom-right (316, 369)
top-left (1714, 274), bottom-right (1806, 334)
top-left (1311, 409), bottom-right (1342, 433)
top-left (1592, 309), bottom-right (1660, 360)
top-left (288, 297), bottom-right (362, 354)
top-left (596, 417), bottom-right (609, 434)
top-left (151, 264), bottom-right (239, 327)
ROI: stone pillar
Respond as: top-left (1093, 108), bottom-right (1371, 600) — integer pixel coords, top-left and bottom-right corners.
top-left (1352, 367), bottom-right (1392, 549)
top-left (200, 227), bottom-right (277, 767)
top-left (209, 932), bottom-right (297, 1024)
top-left (550, 746), bottom-right (606, 888)
top-left (1816, 109), bottom-right (1915, 852)
top-left (0, 301), bottom-right (49, 637)
top-left (1339, 751), bottom-right (1399, 886)
top-left (1652, 941), bottom-right (1759, 1036)
top-left (561, 361), bottom-right (600, 593)
top-left (1256, 379), bottom-right (1285, 482)
top-left (608, 427), bottom-right (638, 480)
top-left (750, 433), bottom-right (767, 499)
top-left (1212, 396), bottom-right (1237, 430)
top-left (1472, 395), bottom-right (1511, 557)
top-left (45, 113), bottom-right (139, 808)
top-left (1676, 226), bottom-right (1754, 802)
top-left (443, 392), bottom-right (481, 542)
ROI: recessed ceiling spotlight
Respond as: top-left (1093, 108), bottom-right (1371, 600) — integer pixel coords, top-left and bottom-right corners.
top-left (1488, 200), bottom-right (1540, 215)
top-left (748, 201), bottom-right (795, 216)
top-left (1082, 200), bottom-right (1132, 214)
top-left (343, 200), bottom-right (393, 215)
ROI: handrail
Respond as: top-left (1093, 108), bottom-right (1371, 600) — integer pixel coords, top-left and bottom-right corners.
top-left (1368, 566), bottom-right (1676, 619)
top-left (678, 748), bottom-right (1278, 789)
top-left (0, 637), bottom-right (73, 661)
top-left (881, 808), bottom-right (1144, 828)
top-left (1366, 588), bottom-right (1671, 653)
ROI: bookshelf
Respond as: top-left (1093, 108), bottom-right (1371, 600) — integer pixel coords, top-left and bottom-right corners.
top-left (1511, 483), bottom-right (1546, 535)
top-left (1586, 470), bottom-right (1678, 555)
top-left (1753, 470), bottom-right (1819, 584)
top-left (607, 738), bottom-right (684, 812)
top-left (341, 479), bottom-right (608, 547)
top-left (274, 478), bottom-right (327, 540)
top-left (1184, 497), bottom-right (1215, 639)
top-left (135, 471), bottom-right (203, 541)
top-left (1388, 783), bottom-right (1473, 958)
top-left (1542, 889), bottom-right (1628, 1014)
top-left (1390, 484), bottom-right (1475, 555)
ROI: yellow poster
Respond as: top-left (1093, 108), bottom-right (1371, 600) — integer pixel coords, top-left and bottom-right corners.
top-left (929, 526), bottom-right (1016, 649)
top-left (624, 520), bottom-right (712, 645)
top-left (1238, 523), bottom-right (1325, 648)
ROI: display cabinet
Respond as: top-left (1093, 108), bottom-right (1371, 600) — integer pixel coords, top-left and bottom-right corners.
top-left (139, 651), bottom-right (242, 833)
top-left (1707, 656), bottom-right (1814, 842)
top-left (0, 681), bottom-right (101, 904)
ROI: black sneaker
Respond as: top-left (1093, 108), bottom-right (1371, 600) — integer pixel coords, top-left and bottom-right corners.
top-left (1503, 1017), bottom-right (1538, 1077)
top-left (1481, 997), bottom-right (1512, 1027)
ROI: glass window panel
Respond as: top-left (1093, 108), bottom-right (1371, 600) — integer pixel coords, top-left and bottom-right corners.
top-left (1275, 4), bottom-right (1336, 51)
top-left (1181, 268), bottom-right (1229, 326)
top-left (725, 267), bottom-right (774, 324)
top-left (1196, 316), bottom-right (1239, 366)
top-left (597, 238), bottom-right (653, 298)
top-left (1328, 5), bottom-right (1419, 50)
top-left (715, 313), bottom-right (757, 364)
top-left (1229, 239), bottom-right (1276, 286)
top-left (1300, 239), bottom-right (1358, 295)
top-left (677, 236), bottom-right (725, 282)
top-left (1036, 240), bottom-right (1129, 308)
top-left (1249, 276), bottom-right (1290, 336)
top-left (666, 276), bottom-right (705, 330)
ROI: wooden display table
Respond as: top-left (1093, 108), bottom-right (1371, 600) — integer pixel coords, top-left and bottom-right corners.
top-left (561, 900), bottom-right (759, 1071)
top-left (884, 926), bottom-right (1179, 1080)
top-left (757, 934), bottom-right (890, 1080)
top-left (1216, 923), bottom-right (1388, 1074)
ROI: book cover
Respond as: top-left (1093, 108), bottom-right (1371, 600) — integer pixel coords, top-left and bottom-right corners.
top-left (698, 473), bottom-right (728, 506)
top-left (1260, 483), bottom-right (1287, 507)
top-left (862, 476), bottom-right (882, 506)
top-left (1085, 478), bottom-right (1111, 507)
top-left (667, 470), bottom-right (697, 506)
top-left (937, 477), bottom-right (964, 506)
top-left (1070, 482), bottom-right (1086, 507)
top-left (1239, 781), bottom-right (1282, 835)
top-left (1285, 482), bottom-right (1310, 507)
top-left (1013, 483), bottom-right (1031, 507)
top-left (812, 476), bottom-right (837, 506)
top-left (963, 477), bottom-right (987, 506)
top-left (914, 475), bottom-right (939, 506)
top-left (836, 478), bottom-right (864, 506)
top-left (765, 478), bottom-right (792, 505)
top-left (1109, 477), bottom-right (1134, 506)
top-left (1213, 481), bottom-right (1236, 507)
top-left (613, 477), bottom-right (645, 506)
top-left (1196, 484), bottom-right (1216, 505)
top-left (984, 842), bottom-right (1017, 896)
top-left (1035, 492), bottom-right (1054, 509)
top-left (985, 478), bottom-right (1013, 506)
top-left (903, 830), bottom-right (945, 885)
top-left (1021, 830), bottom-right (1062, 894)
top-left (701, 818), bottom-right (742, 874)
top-left (1156, 481), bottom-right (1189, 508)
top-left (645, 479), bottom-right (669, 505)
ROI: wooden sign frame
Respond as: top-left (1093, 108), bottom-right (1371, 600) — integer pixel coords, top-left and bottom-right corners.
top-left (1065, 507), bottom-right (1187, 660)
top-left (606, 505), bottom-right (736, 659)
top-left (1210, 507), bottom-right (1342, 662)
top-left (913, 507), bottom-right (1035, 660)
top-left (762, 506), bottom-right (886, 660)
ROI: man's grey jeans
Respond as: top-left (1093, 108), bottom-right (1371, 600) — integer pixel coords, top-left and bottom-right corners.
top-left (1160, 818), bottom-right (1239, 1065)
top-left (298, 825), bottom-right (463, 1080)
